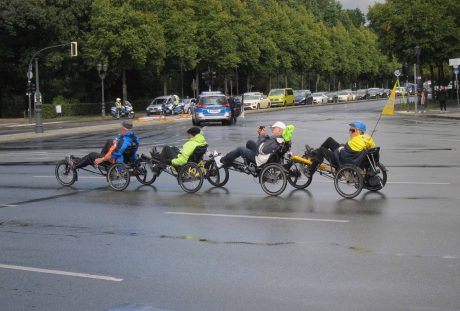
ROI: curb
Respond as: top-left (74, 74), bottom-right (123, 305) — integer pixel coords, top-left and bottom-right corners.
top-left (0, 116), bottom-right (190, 143)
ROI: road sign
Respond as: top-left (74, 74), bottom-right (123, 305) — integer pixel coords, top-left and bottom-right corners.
top-left (449, 58), bottom-right (460, 66)
top-left (454, 67), bottom-right (459, 75)
top-left (394, 69), bottom-right (400, 77)
top-left (27, 70), bottom-right (33, 80)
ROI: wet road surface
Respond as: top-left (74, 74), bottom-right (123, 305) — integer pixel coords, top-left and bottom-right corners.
top-left (1, 101), bottom-right (460, 311)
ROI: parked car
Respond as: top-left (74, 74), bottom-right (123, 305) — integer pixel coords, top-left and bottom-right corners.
top-left (293, 90), bottom-right (313, 105)
top-left (179, 98), bottom-right (196, 114)
top-left (243, 92), bottom-right (271, 110)
top-left (326, 92), bottom-right (338, 103)
top-left (355, 89), bottom-right (369, 100)
top-left (146, 96), bottom-right (172, 115)
top-left (268, 88), bottom-right (295, 107)
top-left (191, 91), bottom-right (232, 126)
top-left (337, 90), bottom-right (353, 102)
top-left (367, 88), bottom-right (380, 99)
top-left (312, 92), bottom-right (328, 104)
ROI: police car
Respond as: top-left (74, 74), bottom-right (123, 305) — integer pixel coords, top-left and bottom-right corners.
top-left (191, 91), bottom-right (232, 126)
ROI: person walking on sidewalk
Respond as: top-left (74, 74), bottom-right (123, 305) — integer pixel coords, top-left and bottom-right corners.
top-left (437, 84), bottom-right (447, 112)
top-left (420, 87), bottom-right (428, 113)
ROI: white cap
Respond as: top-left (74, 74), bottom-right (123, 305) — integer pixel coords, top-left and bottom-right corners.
top-left (271, 121), bottom-right (286, 130)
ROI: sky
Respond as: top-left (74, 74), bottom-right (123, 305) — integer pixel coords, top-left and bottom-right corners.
top-left (339, 0), bottom-right (381, 14)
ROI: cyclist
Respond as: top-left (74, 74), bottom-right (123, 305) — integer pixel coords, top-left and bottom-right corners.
top-left (307, 121), bottom-right (376, 176)
top-left (67, 121), bottom-right (139, 169)
top-left (216, 121), bottom-right (287, 168)
top-left (151, 126), bottom-right (207, 176)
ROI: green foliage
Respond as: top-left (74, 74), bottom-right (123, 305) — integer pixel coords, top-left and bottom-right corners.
top-left (0, 0), bottom-right (406, 117)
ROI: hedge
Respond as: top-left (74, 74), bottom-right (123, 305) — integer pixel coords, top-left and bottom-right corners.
top-left (41, 103), bottom-right (102, 118)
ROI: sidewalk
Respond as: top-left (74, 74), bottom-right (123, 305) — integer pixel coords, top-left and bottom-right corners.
top-left (395, 105), bottom-right (460, 120)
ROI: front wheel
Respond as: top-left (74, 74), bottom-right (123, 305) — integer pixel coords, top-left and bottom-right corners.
top-left (135, 160), bottom-right (156, 185)
top-left (55, 160), bottom-right (77, 186)
top-left (260, 163), bottom-right (287, 196)
top-left (128, 111), bottom-right (135, 119)
top-left (205, 160), bottom-right (229, 187)
top-left (107, 163), bottom-right (130, 191)
top-left (178, 162), bottom-right (204, 193)
top-left (334, 166), bottom-right (363, 199)
top-left (287, 161), bottom-right (312, 189)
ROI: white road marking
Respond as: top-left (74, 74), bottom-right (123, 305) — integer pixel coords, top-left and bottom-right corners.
top-left (388, 181), bottom-right (450, 185)
top-left (5, 121), bottom-right (66, 128)
top-left (33, 176), bottom-right (105, 179)
top-left (0, 263), bottom-right (123, 282)
top-left (165, 212), bottom-right (349, 223)
top-left (0, 204), bottom-right (18, 207)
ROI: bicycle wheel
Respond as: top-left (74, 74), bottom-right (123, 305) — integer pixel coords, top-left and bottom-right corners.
top-left (107, 163), bottom-right (130, 191)
top-left (204, 160), bottom-right (229, 187)
top-left (178, 162), bottom-right (204, 193)
top-left (55, 160), bottom-right (77, 186)
top-left (366, 162), bottom-right (387, 191)
top-left (334, 166), bottom-right (363, 199)
top-left (260, 163), bottom-right (287, 196)
top-left (287, 162), bottom-right (312, 189)
top-left (135, 160), bottom-right (156, 185)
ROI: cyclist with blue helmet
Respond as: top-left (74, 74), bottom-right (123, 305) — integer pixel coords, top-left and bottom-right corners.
top-left (306, 121), bottom-right (376, 176)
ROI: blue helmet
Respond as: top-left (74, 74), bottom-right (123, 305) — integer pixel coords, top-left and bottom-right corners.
top-left (349, 121), bottom-right (366, 132)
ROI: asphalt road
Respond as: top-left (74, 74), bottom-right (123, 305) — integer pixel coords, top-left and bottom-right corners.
top-left (1, 100), bottom-right (460, 311)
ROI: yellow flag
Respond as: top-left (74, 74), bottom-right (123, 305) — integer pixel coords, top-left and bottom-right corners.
top-left (382, 82), bottom-right (397, 115)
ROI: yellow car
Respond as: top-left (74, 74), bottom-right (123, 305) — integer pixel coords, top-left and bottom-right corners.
top-left (268, 88), bottom-right (295, 107)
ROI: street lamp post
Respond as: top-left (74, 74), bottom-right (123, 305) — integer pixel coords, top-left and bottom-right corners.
top-left (33, 58), bottom-right (43, 133)
top-left (415, 45), bottom-right (421, 114)
top-left (97, 63), bottom-right (108, 117)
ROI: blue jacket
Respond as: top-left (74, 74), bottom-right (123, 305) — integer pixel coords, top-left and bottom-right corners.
top-left (111, 131), bottom-right (139, 163)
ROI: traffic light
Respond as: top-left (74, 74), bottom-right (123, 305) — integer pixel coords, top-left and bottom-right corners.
top-left (26, 83), bottom-right (36, 95)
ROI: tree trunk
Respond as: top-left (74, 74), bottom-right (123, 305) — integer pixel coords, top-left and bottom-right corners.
top-left (430, 64), bottom-right (435, 102)
top-left (301, 71), bottom-right (304, 89)
top-left (316, 73), bottom-right (320, 92)
top-left (180, 63), bottom-right (184, 98)
top-left (224, 71), bottom-right (228, 95)
top-left (122, 70), bottom-right (128, 104)
top-left (246, 75), bottom-right (251, 92)
top-left (195, 69), bottom-right (199, 98)
top-left (163, 75), bottom-right (167, 96)
top-left (284, 68), bottom-right (288, 88)
top-left (236, 68), bottom-right (239, 95)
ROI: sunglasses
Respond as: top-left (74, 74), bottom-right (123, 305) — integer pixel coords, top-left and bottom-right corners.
top-left (349, 128), bottom-right (356, 133)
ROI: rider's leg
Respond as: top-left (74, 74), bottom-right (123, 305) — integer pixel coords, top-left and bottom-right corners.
top-left (320, 137), bottom-right (340, 150)
top-left (308, 147), bottom-right (332, 176)
top-left (221, 146), bottom-right (256, 165)
top-left (246, 140), bottom-right (257, 152)
top-left (74, 152), bottom-right (102, 169)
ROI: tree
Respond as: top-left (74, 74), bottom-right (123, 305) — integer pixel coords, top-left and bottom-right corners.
top-left (85, 0), bottom-right (166, 103)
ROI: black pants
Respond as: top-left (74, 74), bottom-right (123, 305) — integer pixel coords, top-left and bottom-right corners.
top-left (440, 100), bottom-right (447, 111)
top-left (221, 140), bottom-right (257, 164)
top-left (310, 137), bottom-right (340, 173)
top-left (75, 139), bottom-right (113, 169)
top-left (156, 146), bottom-right (180, 166)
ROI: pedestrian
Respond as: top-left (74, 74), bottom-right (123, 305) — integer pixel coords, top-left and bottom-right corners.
top-left (437, 84), bottom-right (447, 112)
top-left (420, 87), bottom-right (428, 113)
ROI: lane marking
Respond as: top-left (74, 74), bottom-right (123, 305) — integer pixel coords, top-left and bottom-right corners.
top-left (388, 181), bottom-right (450, 185)
top-left (0, 204), bottom-right (18, 208)
top-left (0, 263), bottom-right (123, 282)
top-left (5, 121), bottom-right (66, 128)
top-left (165, 212), bottom-right (349, 223)
top-left (33, 175), bottom-right (105, 179)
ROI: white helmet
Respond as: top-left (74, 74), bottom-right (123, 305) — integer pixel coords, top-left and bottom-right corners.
top-left (116, 98), bottom-right (121, 101)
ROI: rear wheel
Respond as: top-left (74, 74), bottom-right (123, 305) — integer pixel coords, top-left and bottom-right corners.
top-left (365, 162), bottom-right (387, 191)
top-left (287, 162), bottom-right (312, 189)
top-left (178, 163), bottom-right (204, 193)
top-left (260, 163), bottom-right (287, 196)
top-left (135, 160), bottom-right (156, 185)
top-left (205, 160), bottom-right (229, 187)
top-left (334, 166), bottom-right (363, 199)
top-left (107, 163), bottom-right (130, 191)
top-left (55, 160), bottom-right (77, 186)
